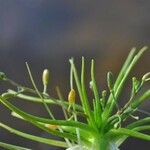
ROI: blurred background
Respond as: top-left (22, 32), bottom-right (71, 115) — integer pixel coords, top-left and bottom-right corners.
top-left (0, 0), bottom-right (150, 149)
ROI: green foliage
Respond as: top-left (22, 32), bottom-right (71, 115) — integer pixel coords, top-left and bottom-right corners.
top-left (0, 47), bottom-right (150, 150)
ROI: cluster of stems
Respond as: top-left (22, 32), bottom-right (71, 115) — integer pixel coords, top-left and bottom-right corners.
top-left (0, 47), bottom-right (150, 150)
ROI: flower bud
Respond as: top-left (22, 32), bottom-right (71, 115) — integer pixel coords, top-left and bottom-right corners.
top-left (42, 69), bottom-right (50, 86)
top-left (68, 89), bottom-right (76, 105)
top-left (102, 90), bottom-right (107, 98)
top-left (142, 72), bottom-right (150, 82)
top-left (132, 77), bottom-right (136, 82)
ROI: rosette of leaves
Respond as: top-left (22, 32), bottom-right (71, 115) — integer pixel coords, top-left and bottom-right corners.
top-left (0, 46), bottom-right (150, 150)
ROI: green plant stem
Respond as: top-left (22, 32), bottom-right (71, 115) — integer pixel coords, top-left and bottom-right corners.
top-left (111, 128), bottom-right (150, 141)
top-left (0, 96), bottom-right (80, 142)
top-left (25, 62), bottom-right (54, 119)
top-left (6, 89), bottom-right (83, 111)
top-left (133, 125), bottom-right (150, 131)
top-left (0, 122), bottom-right (67, 148)
top-left (122, 81), bottom-right (144, 111)
top-left (127, 117), bottom-right (150, 129)
top-left (103, 47), bottom-right (148, 121)
top-left (69, 58), bottom-right (96, 128)
top-left (119, 90), bottom-right (150, 123)
top-left (102, 49), bottom-right (137, 125)
top-left (0, 142), bottom-right (31, 150)
top-left (81, 57), bottom-right (96, 127)
top-left (25, 66), bottom-right (71, 148)
top-left (5, 78), bottom-right (37, 94)
top-left (91, 59), bottom-right (102, 128)
top-left (131, 90), bottom-right (150, 109)
top-left (70, 64), bottom-right (82, 147)
top-left (0, 104), bottom-right (92, 147)
top-left (55, 86), bottom-right (68, 120)
top-left (0, 96), bottom-right (96, 134)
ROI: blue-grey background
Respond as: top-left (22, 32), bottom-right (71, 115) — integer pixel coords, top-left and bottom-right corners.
top-left (0, 0), bottom-right (150, 149)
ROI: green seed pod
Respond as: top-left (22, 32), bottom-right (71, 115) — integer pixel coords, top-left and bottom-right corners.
top-left (102, 90), bottom-right (107, 98)
top-left (107, 71), bottom-right (114, 91)
top-left (68, 89), bottom-right (76, 105)
top-left (132, 77), bottom-right (136, 82)
top-left (42, 69), bottom-right (50, 86)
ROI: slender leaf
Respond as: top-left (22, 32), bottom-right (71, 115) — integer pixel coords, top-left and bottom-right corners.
top-left (0, 96), bottom-right (96, 134)
top-left (111, 128), bottom-right (150, 141)
top-left (69, 58), bottom-right (96, 128)
top-left (127, 117), bottom-right (150, 129)
top-left (0, 122), bottom-right (67, 148)
top-left (131, 90), bottom-right (150, 109)
top-left (81, 57), bottom-right (96, 127)
top-left (133, 125), bottom-right (150, 131)
top-left (0, 141), bottom-right (31, 150)
top-left (91, 59), bottom-right (102, 127)
top-left (103, 47), bottom-right (148, 120)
